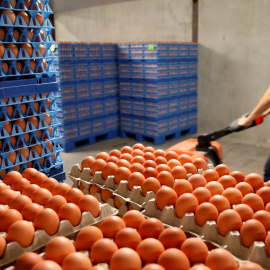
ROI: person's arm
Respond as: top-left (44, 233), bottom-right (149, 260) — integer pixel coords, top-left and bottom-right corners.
top-left (238, 85), bottom-right (270, 127)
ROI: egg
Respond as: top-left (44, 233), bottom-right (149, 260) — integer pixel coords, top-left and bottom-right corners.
top-left (31, 188), bottom-right (52, 206)
top-left (115, 227), bottom-right (141, 249)
top-left (175, 193), bottom-right (198, 218)
top-left (0, 28), bottom-right (5, 41)
top-left (22, 184), bottom-right (40, 198)
top-left (169, 166), bottom-right (187, 181)
top-left (131, 149), bottom-right (144, 157)
top-left (192, 187), bottom-right (211, 204)
top-left (128, 172), bottom-right (145, 190)
top-left (7, 220), bottom-right (35, 247)
top-left (0, 204), bottom-right (7, 216)
top-left (58, 203), bottom-right (81, 226)
top-left (96, 151), bottom-right (109, 160)
top-left (106, 156), bottom-right (119, 163)
top-left (0, 181), bottom-right (8, 192)
top-left (138, 218), bottom-right (164, 239)
top-left (17, 147), bottom-right (30, 161)
top-left (17, 11), bottom-right (30, 27)
top-left (136, 238), bottom-right (164, 264)
top-left (130, 163), bottom-right (145, 173)
top-left (122, 210), bottom-right (145, 229)
top-left (34, 12), bottom-right (44, 27)
top-left (218, 175), bottom-right (237, 189)
top-left (142, 177), bottom-right (161, 196)
top-left (91, 159), bottom-right (106, 175)
top-left (183, 162), bottom-right (197, 174)
top-left (240, 219), bottom-right (266, 247)
top-left (153, 149), bottom-right (165, 157)
top-left (34, 208), bottom-right (60, 236)
top-left (235, 182), bottom-right (254, 196)
top-left (143, 167), bottom-right (158, 179)
top-left (65, 188), bottom-right (84, 204)
top-left (1, 61), bottom-right (8, 73)
top-left (237, 262), bottom-right (264, 270)
top-left (6, 43), bottom-right (18, 58)
top-left (62, 252), bottom-right (92, 270)
top-left (192, 158), bottom-right (208, 171)
top-left (44, 114), bottom-right (51, 126)
top-left (16, 61), bottom-right (23, 73)
top-left (181, 237), bottom-right (208, 264)
top-left (178, 154), bottom-right (192, 164)
top-left (143, 152), bottom-right (155, 161)
top-left (188, 174), bottom-right (207, 189)
top-left (158, 227), bottom-right (186, 249)
top-left (14, 252), bottom-right (43, 270)
top-left (3, 171), bottom-right (22, 185)
top-left (189, 266), bottom-right (212, 270)
top-left (91, 238), bottom-right (118, 264)
top-left (40, 177), bottom-right (59, 192)
top-left (9, 194), bottom-right (32, 212)
top-left (121, 146), bottom-right (133, 154)
top-left (1, 10), bottom-right (16, 25)
top-left (242, 193), bottom-right (264, 212)
top-left (6, 105), bottom-right (13, 118)
top-left (208, 195), bottom-right (231, 213)
top-left (156, 171), bottom-right (174, 187)
top-left (202, 169), bottom-right (219, 182)
top-left (52, 183), bottom-right (71, 197)
top-left (205, 181), bottom-right (224, 196)
top-left (244, 173), bottom-right (264, 190)
top-left (102, 162), bottom-right (118, 179)
top-left (101, 189), bottom-right (114, 202)
top-left (132, 143), bottom-right (144, 150)
top-left (214, 164), bottom-right (230, 177)
top-left (21, 202), bottom-right (43, 222)
top-left (100, 215), bottom-right (126, 238)
top-left (45, 195), bottom-right (67, 213)
top-left (7, 151), bottom-right (17, 164)
top-left (0, 208), bottom-right (23, 231)
top-left (120, 153), bottom-right (133, 163)
top-left (27, 116), bottom-right (39, 128)
top-left (90, 184), bottom-right (101, 195)
top-left (195, 202), bottom-right (219, 226)
top-left (114, 167), bottom-right (131, 184)
top-left (143, 159), bottom-right (157, 168)
top-left (75, 225), bottom-right (103, 251)
top-left (222, 187), bottom-right (243, 205)
top-left (233, 203), bottom-right (253, 222)
top-left (230, 170), bottom-right (245, 183)
top-left (78, 195), bottom-right (100, 217)
top-left (90, 266), bottom-right (109, 270)
top-left (205, 248), bottom-right (237, 270)
top-left (110, 149), bottom-right (122, 158)
top-left (252, 210), bottom-right (270, 231)
top-left (154, 156), bottom-right (167, 165)
top-left (45, 236), bottom-right (75, 264)
top-left (158, 248), bottom-right (190, 270)
top-left (32, 261), bottom-right (62, 270)
top-left (28, 61), bottom-right (36, 73)
top-left (0, 188), bottom-right (19, 204)
top-left (2, 121), bottom-right (12, 135)
top-left (155, 186), bottom-right (178, 210)
top-left (114, 196), bottom-right (122, 208)
top-left (38, 43), bottom-right (46, 57)
top-left (116, 159), bottom-right (131, 168)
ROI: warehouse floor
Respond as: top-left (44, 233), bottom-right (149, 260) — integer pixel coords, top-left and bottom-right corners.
top-left (61, 135), bottom-right (270, 186)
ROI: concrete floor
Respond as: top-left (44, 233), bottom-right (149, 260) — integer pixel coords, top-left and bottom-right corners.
top-left (61, 133), bottom-right (270, 186)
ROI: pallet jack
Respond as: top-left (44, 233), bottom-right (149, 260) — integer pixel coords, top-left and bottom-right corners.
top-left (167, 114), bottom-right (264, 166)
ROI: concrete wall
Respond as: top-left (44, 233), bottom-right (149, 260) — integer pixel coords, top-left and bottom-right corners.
top-left (54, 0), bottom-right (193, 42)
top-left (198, 0), bottom-right (270, 144)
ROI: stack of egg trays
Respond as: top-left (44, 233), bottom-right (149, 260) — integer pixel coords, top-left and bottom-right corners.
top-left (0, 0), bottom-right (56, 81)
top-left (0, 76), bottom-right (65, 182)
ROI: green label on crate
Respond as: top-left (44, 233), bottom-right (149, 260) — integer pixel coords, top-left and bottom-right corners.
top-left (148, 44), bottom-right (155, 51)
top-left (51, 44), bottom-right (56, 52)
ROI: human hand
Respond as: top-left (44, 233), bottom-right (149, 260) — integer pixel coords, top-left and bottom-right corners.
top-left (238, 117), bottom-right (253, 128)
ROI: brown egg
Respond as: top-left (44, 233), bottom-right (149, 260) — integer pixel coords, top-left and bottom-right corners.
top-left (114, 167), bottom-right (131, 184)
top-left (237, 262), bottom-right (264, 270)
top-left (6, 105), bottom-right (13, 118)
top-left (110, 149), bottom-right (122, 158)
top-left (233, 203), bottom-right (254, 221)
top-left (3, 170), bottom-right (22, 185)
top-left (1, 10), bottom-right (16, 25)
top-left (240, 219), bottom-right (266, 247)
top-left (1, 61), bottom-right (8, 73)
top-left (78, 195), bottom-right (100, 217)
top-left (106, 156), bottom-right (119, 164)
top-left (0, 181), bottom-right (8, 192)
top-left (114, 196), bottom-right (122, 208)
top-left (115, 227), bottom-right (142, 250)
top-left (188, 174), bottom-right (207, 189)
top-left (154, 156), bottom-right (167, 165)
top-left (136, 238), bottom-right (164, 264)
top-left (52, 183), bottom-right (71, 197)
top-left (34, 208), bottom-right (60, 236)
top-left (230, 171), bottom-right (245, 183)
top-left (218, 175), bottom-right (237, 189)
top-left (16, 61), bottom-right (23, 73)
top-left (164, 151), bottom-right (178, 161)
top-left (171, 165), bottom-right (187, 180)
top-left (192, 187), bottom-right (211, 204)
top-left (203, 169), bottom-right (220, 182)
top-left (141, 265), bottom-right (166, 270)
top-left (62, 252), bottom-right (92, 270)
top-left (122, 210), bottom-right (145, 229)
top-left (17, 147), bottom-right (30, 161)
top-left (120, 153), bottom-right (133, 163)
top-left (30, 171), bottom-right (47, 185)
top-left (17, 11), bottom-right (29, 26)
top-left (44, 114), bottom-right (51, 126)
top-left (253, 210), bottom-right (270, 231)
top-left (141, 177), bottom-right (161, 196)
top-left (205, 248), bottom-right (237, 270)
top-left (32, 261), bottom-right (62, 270)
top-left (65, 188), bottom-right (84, 204)
top-left (58, 203), bottom-right (81, 227)
top-left (209, 195), bottom-right (231, 213)
top-left (0, 28), bottom-right (5, 41)
top-left (91, 159), bottom-right (106, 175)
top-left (45, 195), bottom-right (67, 213)
top-left (21, 202), bottom-right (42, 222)
top-left (28, 60), bottom-right (36, 73)
top-left (121, 146), bottom-right (133, 154)
top-left (101, 189), bottom-right (113, 202)
top-left (89, 184), bottom-right (101, 196)
top-left (144, 146), bottom-right (155, 153)
top-left (244, 173), bottom-right (264, 190)
top-left (156, 164), bottom-right (171, 173)
top-left (195, 202), bottom-right (219, 226)
top-left (0, 205), bottom-right (7, 217)
top-left (38, 43), bottom-right (45, 57)
top-left (14, 252), bottom-right (43, 270)
top-left (31, 188), bottom-right (52, 206)
top-left (3, 121), bottom-right (12, 135)
top-left (156, 171), bottom-right (174, 187)
top-left (131, 149), bottom-right (144, 158)
top-left (10, 194), bottom-right (31, 212)
top-left (235, 182), bottom-right (254, 196)
top-left (7, 220), bottom-right (35, 247)
top-left (34, 12), bottom-right (44, 27)
top-left (133, 143), bottom-right (145, 151)
top-left (158, 227), bottom-right (186, 249)
top-left (178, 154), bottom-right (192, 164)
top-left (205, 181), bottom-right (224, 196)
top-left (130, 163), bottom-right (144, 173)
top-left (96, 151), bottom-right (109, 160)
top-left (0, 188), bottom-right (18, 204)
top-left (175, 193), bottom-right (199, 218)
top-left (256, 186), bottom-right (270, 205)
top-left (158, 248), bottom-right (190, 270)
top-left (6, 43), bottom-right (18, 58)
top-left (128, 172), bottom-right (145, 190)
top-left (143, 167), bottom-right (158, 179)
top-left (110, 247), bottom-right (141, 270)
top-left (222, 187), bottom-right (243, 205)
top-left (214, 164), bottom-right (230, 177)
top-left (27, 116), bottom-right (39, 128)
top-left (22, 184), bottom-right (40, 198)
top-left (102, 162), bottom-right (118, 179)
top-left (40, 177), bottom-right (59, 192)
top-left (181, 237), bottom-right (209, 264)
top-left (143, 160), bottom-right (157, 168)
top-left (0, 208), bottom-right (23, 231)
top-left (143, 152), bottom-right (156, 161)
top-left (45, 236), bottom-right (75, 264)
top-left (242, 193), bottom-right (264, 212)
top-left (155, 186), bottom-right (177, 210)
top-left (116, 159), bottom-right (131, 168)
top-left (183, 162), bottom-right (197, 174)
top-left (100, 216), bottom-right (126, 238)
top-left (138, 218), bottom-right (164, 239)
top-left (193, 158), bottom-right (208, 171)
top-left (154, 149), bottom-right (166, 157)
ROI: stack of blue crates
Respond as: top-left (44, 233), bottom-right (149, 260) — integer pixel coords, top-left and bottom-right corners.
top-left (118, 42), bottom-right (198, 145)
top-left (0, 0), bottom-right (65, 182)
top-left (54, 42), bottom-right (119, 152)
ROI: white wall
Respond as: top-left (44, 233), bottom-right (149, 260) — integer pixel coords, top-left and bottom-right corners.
top-left (54, 0), bottom-right (193, 42)
top-left (198, 0), bottom-right (270, 144)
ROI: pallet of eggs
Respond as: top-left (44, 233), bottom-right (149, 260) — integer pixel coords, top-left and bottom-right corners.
top-left (0, 77), bottom-right (65, 181)
top-left (118, 42), bottom-right (198, 145)
top-left (0, 0), bottom-right (56, 80)
top-left (2, 212), bottom-right (267, 270)
top-left (54, 42), bottom-right (119, 152)
top-left (0, 168), bottom-right (118, 267)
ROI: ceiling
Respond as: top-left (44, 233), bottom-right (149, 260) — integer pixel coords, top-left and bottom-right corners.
top-left (50, 0), bottom-right (138, 13)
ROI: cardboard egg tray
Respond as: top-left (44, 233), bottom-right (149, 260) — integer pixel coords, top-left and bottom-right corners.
top-left (142, 198), bottom-right (270, 269)
top-left (0, 202), bottom-right (118, 267)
